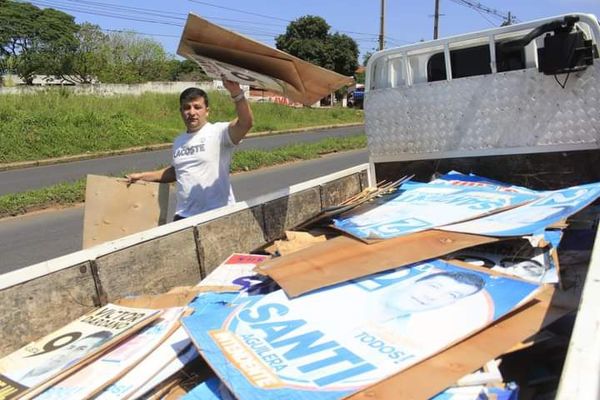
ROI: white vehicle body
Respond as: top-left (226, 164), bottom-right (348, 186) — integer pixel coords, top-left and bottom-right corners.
top-left (364, 13), bottom-right (600, 400)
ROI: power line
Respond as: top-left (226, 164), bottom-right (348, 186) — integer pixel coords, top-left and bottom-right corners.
top-left (24, 0), bottom-right (410, 53)
top-left (188, 0), bottom-right (291, 23)
top-left (448, 0), bottom-right (518, 25)
top-left (474, 8), bottom-right (497, 27)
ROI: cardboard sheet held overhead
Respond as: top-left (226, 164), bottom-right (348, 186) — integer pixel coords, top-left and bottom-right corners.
top-left (177, 13), bottom-right (355, 106)
top-left (82, 175), bottom-right (169, 249)
top-left (256, 230), bottom-right (499, 297)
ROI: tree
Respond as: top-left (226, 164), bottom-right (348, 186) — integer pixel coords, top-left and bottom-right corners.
top-left (97, 31), bottom-right (172, 83)
top-left (168, 59), bottom-right (209, 82)
top-left (59, 23), bottom-right (108, 84)
top-left (0, 1), bottom-right (78, 84)
top-left (327, 33), bottom-right (359, 77)
top-left (275, 15), bottom-right (358, 77)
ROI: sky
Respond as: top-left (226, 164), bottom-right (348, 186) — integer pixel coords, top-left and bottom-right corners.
top-left (26, 0), bottom-right (600, 63)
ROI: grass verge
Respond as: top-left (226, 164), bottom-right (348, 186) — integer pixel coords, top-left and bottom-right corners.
top-left (0, 89), bottom-right (363, 164)
top-left (0, 134), bottom-right (367, 218)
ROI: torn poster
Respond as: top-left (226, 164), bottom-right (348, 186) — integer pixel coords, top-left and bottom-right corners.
top-left (333, 181), bottom-right (538, 240)
top-left (182, 260), bottom-right (539, 400)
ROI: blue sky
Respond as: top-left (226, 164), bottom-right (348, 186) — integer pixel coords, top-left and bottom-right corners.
top-left (28, 0), bottom-right (600, 62)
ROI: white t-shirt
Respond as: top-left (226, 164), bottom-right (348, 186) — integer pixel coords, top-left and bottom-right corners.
top-left (172, 122), bottom-right (236, 217)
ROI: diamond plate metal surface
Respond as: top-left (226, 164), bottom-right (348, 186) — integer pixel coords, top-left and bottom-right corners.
top-left (365, 64), bottom-right (600, 160)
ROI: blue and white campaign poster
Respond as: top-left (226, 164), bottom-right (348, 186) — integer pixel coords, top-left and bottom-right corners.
top-left (442, 182), bottom-right (600, 237)
top-left (430, 171), bottom-right (538, 195)
top-left (332, 182), bottom-right (538, 240)
top-left (182, 260), bottom-right (539, 400)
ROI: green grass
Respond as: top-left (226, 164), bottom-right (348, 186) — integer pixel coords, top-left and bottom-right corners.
top-left (0, 134), bottom-right (367, 218)
top-left (0, 89), bottom-right (363, 164)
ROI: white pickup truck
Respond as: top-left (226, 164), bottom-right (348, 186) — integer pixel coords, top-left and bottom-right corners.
top-left (0, 12), bottom-right (598, 399)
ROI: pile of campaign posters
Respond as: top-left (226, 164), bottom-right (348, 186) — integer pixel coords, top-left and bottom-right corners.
top-left (333, 171), bottom-right (600, 241)
top-left (35, 307), bottom-right (185, 400)
top-left (182, 259), bottom-right (541, 400)
top-left (437, 172), bottom-right (600, 237)
top-left (332, 177), bottom-right (539, 241)
top-left (0, 304), bottom-right (160, 399)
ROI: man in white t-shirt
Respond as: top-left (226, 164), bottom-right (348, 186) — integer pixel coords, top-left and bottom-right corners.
top-left (126, 79), bottom-right (253, 220)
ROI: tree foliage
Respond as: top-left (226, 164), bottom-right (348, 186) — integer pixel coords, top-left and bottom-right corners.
top-left (168, 59), bottom-right (209, 82)
top-left (96, 31), bottom-right (172, 83)
top-left (0, 1), bottom-right (78, 84)
top-left (0, 1), bottom-right (213, 85)
top-left (276, 15), bottom-right (359, 77)
top-left (60, 23), bottom-right (108, 84)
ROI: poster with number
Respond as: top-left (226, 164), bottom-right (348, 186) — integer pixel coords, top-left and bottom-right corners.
top-left (0, 305), bottom-right (160, 400)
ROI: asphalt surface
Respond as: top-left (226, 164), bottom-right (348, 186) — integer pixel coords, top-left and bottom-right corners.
top-left (0, 125), bottom-right (364, 195)
top-left (0, 126), bottom-right (368, 273)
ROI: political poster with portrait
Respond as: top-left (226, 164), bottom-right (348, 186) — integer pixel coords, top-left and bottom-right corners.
top-left (332, 181), bottom-right (539, 240)
top-left (0, 304), bottom-right (160, 400)
top-left (182, 260), bottom-right (540, 400)
top-left (35, 307), bottom-right (185, 400)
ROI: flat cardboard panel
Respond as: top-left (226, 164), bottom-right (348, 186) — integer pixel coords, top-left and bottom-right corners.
top-left (0, 263), bottom-right (97, 358)
top-left (257, 230), bottom-right (498, 297)
top-left (83, 174), bottom-right (169, 249)
top-left (96, 229), bottom-right (201, 302)
top-left (177, 14), bottom-right (354, 106)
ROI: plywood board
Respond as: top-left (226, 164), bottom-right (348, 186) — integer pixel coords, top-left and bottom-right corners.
top-left (256, 230), bottom-right (499, 297)
top-left (177, 13), bottom-right (354, 106)
top-left (82, 175), bottom-right (169, 249)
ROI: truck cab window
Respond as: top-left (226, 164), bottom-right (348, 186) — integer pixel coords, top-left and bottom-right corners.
top-left (427, 43), bottom-right (526, 82)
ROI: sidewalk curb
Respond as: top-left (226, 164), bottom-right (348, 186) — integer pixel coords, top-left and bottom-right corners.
top-left (0, 123), bottom-right (364, 172)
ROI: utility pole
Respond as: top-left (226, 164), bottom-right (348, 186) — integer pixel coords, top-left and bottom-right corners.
top-left (433, 0), bottom-right (440, 39)
top-left (379, 0), bottom-right (385, 50)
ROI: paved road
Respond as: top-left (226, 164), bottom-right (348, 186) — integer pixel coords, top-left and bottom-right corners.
top-left (0, 149), bottom-right (368, 274)
top-left (0, 125), bottom-right (364, 195)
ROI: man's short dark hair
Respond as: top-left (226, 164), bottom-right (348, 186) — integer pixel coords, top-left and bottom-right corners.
top-left (417, 271), bottom-right (485, 293)
top-left (180, 87), bottom-right (209, 107)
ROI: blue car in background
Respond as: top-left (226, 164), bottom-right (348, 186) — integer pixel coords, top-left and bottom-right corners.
top-left (348, 87), bottom-right (364, 109)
